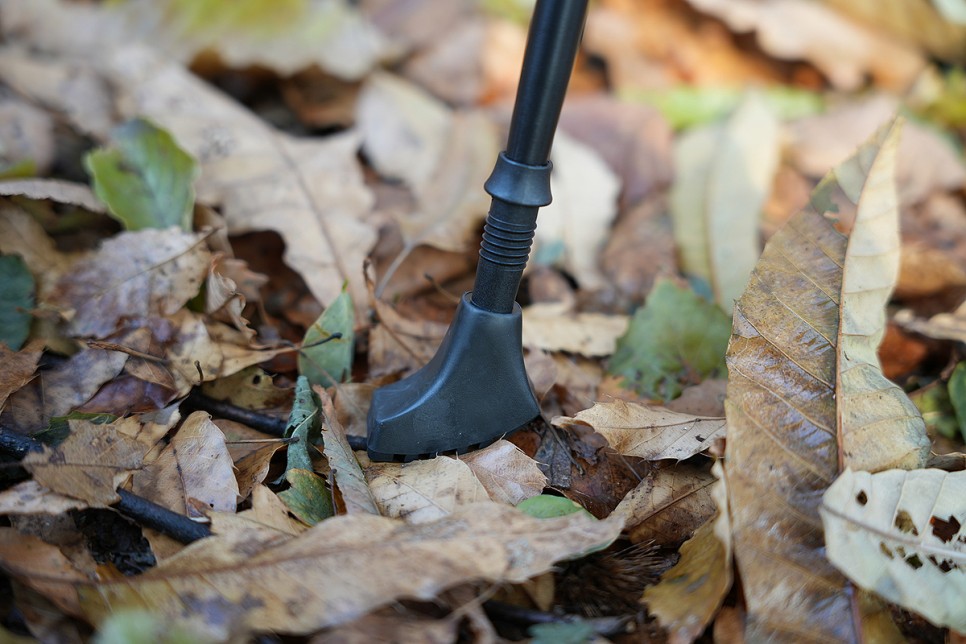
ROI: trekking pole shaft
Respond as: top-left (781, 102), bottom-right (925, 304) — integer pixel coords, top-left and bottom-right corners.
top-left (471, 0), bottom-right (588, 313)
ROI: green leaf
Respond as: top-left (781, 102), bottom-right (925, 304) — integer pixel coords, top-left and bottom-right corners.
top-left (517, 495), bottom-right (593, 520)
top-left (949, 362), bottom-right (966, 441)
top-left (608, 279), bottom-right (731, 400)
top-left (529, 621), bottom-right (595, 644)
top-left (911, 384), bottom-right (960, 439)
top-left (298, 288), bottom-right (354, 387)
top-left (278, 468), bottom-right (334, 525)
top-left (284, 376), bottom-right (321, 474)
top-left (94, 608), bottom-right (207, 644)
top-left (84, 118), bottom-right (197, 231)
top-left (0, 254), bottom-right (35, 350)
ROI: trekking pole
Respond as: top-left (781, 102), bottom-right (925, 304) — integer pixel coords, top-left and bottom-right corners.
top-left (367, 0), bottom-right (589, 461)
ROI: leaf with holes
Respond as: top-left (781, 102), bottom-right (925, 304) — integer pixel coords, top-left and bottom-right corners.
top-left (821, 468), bottom-right (966, 632)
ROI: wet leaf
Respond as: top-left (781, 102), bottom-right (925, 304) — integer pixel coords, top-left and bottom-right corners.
top-left (278, 468), bottom-right (334, 526)
top-left (298, 288), bottom-right (354, 387)
top-left (84, 118), bottom-right (197, 232)
top-left (23, 420), bottom-right (147, 506)
top-left (77, 503), bottom-right (623, 639)
top-left (820, 468), bottom-right (966, 631)
top-left (608, 279), bottom-right (731, 400)
top-left (555, 401), bottom-right (726, 461)
top-left (724, 120), bottom-right (930, 640)
top-left (0, 254), bottom-right (35, 350)
top-left (671, 92), bottom-right (780, 312)
top-left (643, 461), bottom-right (732, 644)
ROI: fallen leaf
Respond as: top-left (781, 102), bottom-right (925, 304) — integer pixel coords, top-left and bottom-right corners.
top-left (0, 528), bottom-right (87, 616)
top-left (643, 461), bottom-right (733, 644)
top-left (299, 288), bottom-right (354, 387)
top-left (725, 121), bottom-right (930, 640)
top-left (517, 494), bottom-right (593, 520)
top-left (284, 376), bottom-right (322, 474)
top-left (24, 420), bottom-right (147, 506)
top-left (48, 228), bottom-right (210, 339)
top-left (85, 118), bottom-right (197, 232)
top-left (132, 411), bottom-right (238, 517)
top-left (895, 299), bottom-right (966, 343)
top-left (332, 382), bottom-right (374, 438)
top-left (460, 440), bottom-right (547, 506)
top-left (686, 0), bottom-right (925, 90)
top-left (201, 366), bottom-right (289, 411)
top-left (0, 255), bottom-right (34, 350)
top-left (278, 468), bottom-right (335, 526)
top-left (0, 179), bottom-right (106, 214)
top-left (522, 302), bottom-right (629, 358)
top-left (233, 443), bottom-right (284, 502)
top-left (665, 379), bottom-right (728, 417)
top-left (533, 131), bottom-right (621, 290)
top-left (608, 279), bottom-right (731, 400)
top-left (671, 92), bottom-right (781, 312)
top-left (106, 46), bottom-right (377, 317)
top-left (0, 340), bottom-right (42, 409)
top-left (557, 401), bottom-right (725, 462)
top-left (366, 457), bottom-right (490, 523)
top-left (600, 197), bottom-right (677, 306)
top-left (0, 95), bottom-right (55, 176)
top-left (0, 480), bottom-right (89, 516)
top-left (367, 293), bottom-right (447, 378)
top-left (242, 485), bottom-right (307, 536)
top-left (820, 468), bottom-right (966, 632)
top-left (318, 388), bottom-right (380, 515)
top-left (0, 207), bottom-right (74, 297)
top-left (78, 503), bottom-right (623, 639)
top-left (612, 462), bottom-right (716, 545)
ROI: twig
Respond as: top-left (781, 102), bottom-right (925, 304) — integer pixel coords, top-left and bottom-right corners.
top-left (482, 600), bottom-right (628, 636)
top-left (0, 426), bottom-right (212, 544)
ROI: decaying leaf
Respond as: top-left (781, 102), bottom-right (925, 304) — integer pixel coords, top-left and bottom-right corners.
top-left (24, 420), bottom-right (147, 506)
top-left (0, 528), bottom-right (87, 616)
top-left (820, 468), bottom-right (966, 632)
top-left (106, 46), bottom-right (376, 317)
top-left (459, 440), bottom-right (547, 506)
top-left (278, 468), bottom-right (334, 526)
top-left (0, 340), bottom-right (42, 409)
top-left (0, 178), bottom-right (106, 213)
top-left (318, 387), bottom-right (379, 515)
top-left (724, 120), bottom-right (930, 640)
top-left (612, 463), bottom-right (717, 545)
top-left (0, 480), bottom-right (89, 516)
top-left (133, 411), bottom-right (238, 517)
top-left (366, 457), bottom-right (489, 523)
top-left (609, 279), bottom-right (731, 400)
top-left (284, 376), bottom-right (322, 474)
top-left (555, 401), bottom-right (726, 461)
top-left (76, 503), bottom-right (623, 639)
top-left (643, 461), bottom-right (733, 644)
top-left (522, 302), bottom-right (629, 358)
top-left (48, 228), bottom-right (210, 339)
top-left (671, 92), bottom-right (780, 312)
top-left (85, 118), bottom-right (197, 232)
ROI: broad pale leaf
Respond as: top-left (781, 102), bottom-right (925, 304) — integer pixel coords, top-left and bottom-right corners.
top-left (555, 400), bottom-right (725, 461)
top-left (106, 47), bottom-right (376, 318)
top-left (460, 440), bottom-right (547, 506)
top-left (724, 120), bottom-right (930, 641)
top-left (0, 178), bottom-right (106, 213)
top-left (671, 92), bottom-right (780, 312)
top-left (820, 468), bottom-right (966, 632)
top-left (84, 118), bottom-right (197, 232)
top-left (23, 420), bottom-right (147, 506)
top-left (0, 480), bottom-right (89, 515)
top-left (78, 503), bottom-right (623, 639)
top-left (522, 302), bottom-right (629, 358)
top-left (643, 461), bottom-right (733, 644)
top-left (366, 457), bottom-right (489, 524)
top-left (48, 228), bottom-right (210, 339)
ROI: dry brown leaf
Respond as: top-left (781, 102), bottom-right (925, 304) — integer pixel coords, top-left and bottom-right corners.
top-left (556, 401), bottom-right (726, 461)
top-left (0, 480), bottom-right (89, 516)
top-left (233, 443), bottom-right (284, 502)
top-left (23, 420), bottom-right (147, 506)
top-left (643, 461), bottom-right (733, 644)
top-left (0, 97), bottom-right (55, 174)
top-left (366, 457), bottom-right (489, 523)
top-left (77, 503), bottom-right (623, 639)
top-left (0, 340), bottom-right (42, 410)
top-left (612, 463), bottom-right (716, 545)
top-left (313, 606), bottom-right (459, 644)
top-left (132, 411), bottom-right (238, 518)
top-left (459, 440), bottom-right (547, 506)
top-left (367, 294), bottom-right (447, 379)
top-left (0, 179), bottom-right (105, 213)
top-left (318, 387), bottom-right (380, 515)
top-left (48, 228), bottom-right (210, 339)
top-left (0, 528), bottom-right (87, 616)
top-left (333, 383), bottom-right (374, 438)
top-left (895, 300), bottom-right (966, 343)
top-left (665, 379), bottom-right (728, 418)
top-left (686, 0), bottom-right (925, 90)
top-left (600, 198), bottom-right (676, 305)
top-left (241, 485), bottom-right (307, 537)
top-left (522, 302), bottom-right (629, 358)
top-left (0, 207), bottom-right (75, 297)
top-left (105, 46), bottom-right (376, 317)
top-left (725, 121), bottom-right (930, 640)
top-left (896, 244), bottom-right (966, 298)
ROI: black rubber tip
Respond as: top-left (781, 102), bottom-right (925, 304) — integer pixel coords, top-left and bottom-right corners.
top-left (366, 294), bottom-right (540, 462)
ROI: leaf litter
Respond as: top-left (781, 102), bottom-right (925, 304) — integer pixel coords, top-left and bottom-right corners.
top-left (0, 0), bottom-right (965, 642)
